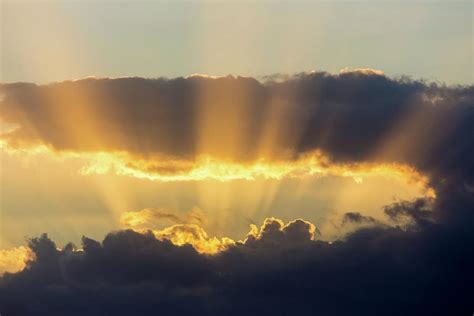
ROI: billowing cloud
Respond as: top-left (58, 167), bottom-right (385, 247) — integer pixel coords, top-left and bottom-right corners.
top-left (120, 207), bottom-right (206, 228)
top-left (120, 210), bottom-right (317, 254)
top-left (243, 217), bottom-right (316, 247)
top-left (153, 224), bottom-right (235, 254)
top-left (121, 209), bottom-right (180, 227)
top-left (120, 207), bottom-right (232, 254)
top-left (1, 208), bottom-right (473, 315)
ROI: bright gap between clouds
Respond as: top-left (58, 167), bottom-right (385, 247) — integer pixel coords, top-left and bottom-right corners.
top-left (0, 145), bottom-right (436, 273)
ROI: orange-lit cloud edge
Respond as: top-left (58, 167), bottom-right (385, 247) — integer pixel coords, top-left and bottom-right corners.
top-left (0, 217), bottom-right (317, 275)
top-left (0, 247), bottom-right (31, 275)
top-left (1, 141), bottom-right (435, 189)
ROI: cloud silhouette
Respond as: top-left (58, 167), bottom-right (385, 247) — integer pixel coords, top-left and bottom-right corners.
top-left (342, 212), bottom-right (378, 225)
top-left (1, 210), bottom-right (473, 315)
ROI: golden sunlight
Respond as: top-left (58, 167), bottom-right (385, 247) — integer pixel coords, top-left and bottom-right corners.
top-left (0, 246), bottom-right (30, 275)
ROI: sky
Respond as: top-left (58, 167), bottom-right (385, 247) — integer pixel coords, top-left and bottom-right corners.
top-left (1, 0), bottom-right (472, 84)
top-left (0, 1), bottom-right (473, 315)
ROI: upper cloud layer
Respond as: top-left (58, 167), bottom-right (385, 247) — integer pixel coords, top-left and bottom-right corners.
top-left (1, 72), bottom-right (472, 170)
top-left (1, 71), bottom-right (472, 219)
top-left (0, 247), bottom-right (30, 275)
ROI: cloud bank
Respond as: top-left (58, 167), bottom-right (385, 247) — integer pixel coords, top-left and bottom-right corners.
top-left (0, 210), bottom-right (472, 315)
top-left (1, 70), bottom-right (473, 315)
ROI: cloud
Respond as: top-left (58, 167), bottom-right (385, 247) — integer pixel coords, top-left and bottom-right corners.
top-left (120, 212), bottom-right (316, 254)
top-left (153, 224), bottom-right (235, 254)
top-left (242, 217), bottom-right (316, 247)
top-left (1, 209), bottom-right (473, 315)
top-left (384, 198), bottom-right (435, 229)
top-left (0, 72), bottom-right (473, 314)
top-left (120, 207), bottom-right (232, 254)
top-left (0, 246), bottom-right (30, 275)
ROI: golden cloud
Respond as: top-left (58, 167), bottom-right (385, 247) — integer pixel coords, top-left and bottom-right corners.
top-left (153, 224), bottom-right (235, 254)
top-left (123, 215), bottom-right (318, 254)
top-left (1, 141), bottom-right (436, 198)
top-left (0, 246), bottom-right (31, 275)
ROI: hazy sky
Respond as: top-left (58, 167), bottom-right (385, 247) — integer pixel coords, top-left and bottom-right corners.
top-left (1, 0), bottom-right (472, 84)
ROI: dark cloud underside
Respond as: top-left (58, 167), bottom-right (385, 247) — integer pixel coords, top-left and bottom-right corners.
top-left (1, 213), bottom-right (472, 316)
top-left (1, 73), bottom-right (473, 168)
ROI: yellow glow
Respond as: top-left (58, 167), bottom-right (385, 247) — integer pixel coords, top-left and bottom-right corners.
top-left (121, 211), bottom-right (153, 228)
top-left (120, 208), bottom-right (232, 254)
top-left (1, 218), bottom-right (316, 267)
top-left (245, 217), bottom-right (317, 240)
top-left (76, 150), bottom-right (434, 194)
top-left (152, 224), bottom-right (235, 254)
top-left (339, 67), bottom-right (385, 76)
top-left (128, 217), bottom-right (317, 254)
top-left (1, 135), bottom-right (436, 251)
top-left (120, 207), bottom-right (319, 254)
top-left (0, 246), bottom-right (30, 275)
top-left (1, 141), bottom-right (436, 198)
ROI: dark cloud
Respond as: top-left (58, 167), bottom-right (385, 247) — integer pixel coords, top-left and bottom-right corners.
top-left (243, 218), bottom-right (316, 248)
top-left (1, 209), bottom-right (473, 316)
top-left (1, 71), bottom-right (473, 315)
top-left (1, 73), bottom-right (472, 167)
top-left (342, 212), bottom-right (378, 225)
top-left (383, 198), bottom-right (435, 229)
top-left (121, 207), bottom-right (207, 229)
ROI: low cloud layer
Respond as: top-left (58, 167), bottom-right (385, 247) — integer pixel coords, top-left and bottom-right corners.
top-left (0, 209), bottom-right (472, 315)
top-left (1, 71), bottom-right (473, 315)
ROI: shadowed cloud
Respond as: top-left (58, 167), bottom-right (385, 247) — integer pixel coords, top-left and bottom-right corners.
top-left (1, 209), bottom-right (473, 315)
top-left (1, 72), bottom-right (472, 180)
